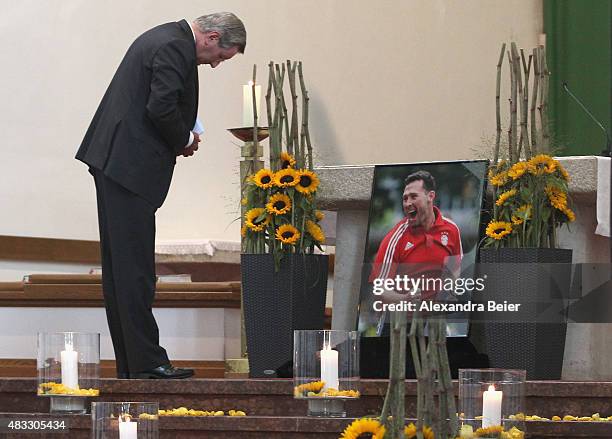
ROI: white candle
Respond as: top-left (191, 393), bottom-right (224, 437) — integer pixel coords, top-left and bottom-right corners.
top-left (60, 343), bottom-right (78, 390)
top-left (242, 81), bottom-right (261, 127)
top-left (119, 416), bottom-right (138, 439)
top-left (320, 343), bottom-right (339, 391)
top-left (482, 384), bottom-right (503, 428)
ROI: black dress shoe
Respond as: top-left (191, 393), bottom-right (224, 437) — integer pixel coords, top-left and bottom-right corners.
top-left (116, 372), bottom-right (130, 379)
top-left (129, 364), bottom-right (194, 379)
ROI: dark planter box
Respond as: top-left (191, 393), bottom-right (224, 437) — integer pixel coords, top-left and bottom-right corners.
top-left (241, 253), bottom-right (329, 378)
top-left (479, 248), bottom-right (573, 380)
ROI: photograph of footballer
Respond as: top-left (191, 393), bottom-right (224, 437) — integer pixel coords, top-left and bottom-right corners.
top-left (358, 160), bottom-right (488, 338)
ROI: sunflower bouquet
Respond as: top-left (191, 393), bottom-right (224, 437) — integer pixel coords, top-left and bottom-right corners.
top-left (484, 154), bottom-right (574, 248)
top-left (483, 42), bottom-right (575, 249)
top-left (241, 61), bottom-right (325, 262)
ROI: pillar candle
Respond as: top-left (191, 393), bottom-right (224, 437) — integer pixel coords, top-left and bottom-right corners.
top-left (60, 343), bottom-right (78, 390)
top-left (482, 384), bottom-right (503, 428)
top-left (242, 82), bottom-right (261, 127)
top-left (320, 344), bottom-right (339, 391)
top-left (119, 417), bottom-right (137, 439)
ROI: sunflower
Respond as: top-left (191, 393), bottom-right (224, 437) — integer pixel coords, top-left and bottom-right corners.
top-left (293, 380), bottom-right (325, 396)
top-left (507, 161), bottom-right (534, 180)
top-left (528, 154), bottom-right (557, 175)
top-left (295, 169), bottom-right (320, 194)
top-left (560, 206), bottom-right (576, 222)
top-left (240, 224), bottom-right (247, 238)
top-left (403, 423), bottom-right (434, 439)
top-left (273, 168), bottom-right (299, 187)
top-left (495, 189), bottom-right (517, 207)
top-left (275, 224), bottom-right (300, 245)
top-left (557, 163), bottom-right (570, 181)
top-left (252, 169), bottom-right (275, 189)
top-left (486, 221), bottom-right (513, 240)
top-left (306, 220), bottom-right (325, 243)
top-left (489, 170), bottom-right (509, 187)
top-left (545, 185), bottom-right (568, 210)
top-left (315, 210), bottom-right (325, 221)
top-left (340, 418), bottom-right (386, 439)
top-left (244, 208), bottom-right (271, 232)
top-left (266, 193), bottom-right (292, 215)
top-left (511, 204), bottom-right (532, 225)
top-left (280, 151), bottom-right (296, 169)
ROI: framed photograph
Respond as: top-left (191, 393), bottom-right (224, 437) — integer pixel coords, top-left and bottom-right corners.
top-left (357, 160), bottom-right (489, 338)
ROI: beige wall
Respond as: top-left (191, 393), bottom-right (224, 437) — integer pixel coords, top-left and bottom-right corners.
top-left (0, 0), bottom-right (543, 242)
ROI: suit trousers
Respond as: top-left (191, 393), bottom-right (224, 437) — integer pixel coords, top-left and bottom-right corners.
top-left (92, 168), bottom-right (169, 374)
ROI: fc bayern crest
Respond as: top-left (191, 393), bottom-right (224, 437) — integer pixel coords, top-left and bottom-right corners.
top-left (440, 232), bottom-right (449, 246)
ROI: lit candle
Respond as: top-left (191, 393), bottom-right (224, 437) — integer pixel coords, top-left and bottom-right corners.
top-left (482, 384), bottom-right (502, 428)
top-left (320, 342), bottom-right (339, 391)
top-left (60, 342), bottom-right (78, 390)
top-left (119, 415), bottom-right (137, 439)
top-left (242, 81), bottom-right (261, 127)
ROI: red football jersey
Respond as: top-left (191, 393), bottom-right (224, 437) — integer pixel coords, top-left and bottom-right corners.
top-left (369, 206), bottom-right (463, 295)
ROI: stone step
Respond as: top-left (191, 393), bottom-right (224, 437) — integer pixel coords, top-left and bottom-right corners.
top-left (3, 378), bottom-right (612, 421)
top-left (0, 413), bottom-right (611, 438)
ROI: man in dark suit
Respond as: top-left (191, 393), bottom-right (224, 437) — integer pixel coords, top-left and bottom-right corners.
top-left (76, 13), bottom-right (246, 379)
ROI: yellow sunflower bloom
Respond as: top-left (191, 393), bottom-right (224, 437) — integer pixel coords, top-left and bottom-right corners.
top-left (507, 161), bottom-right (535, 180)
top-left (273, 168), bottom-right (299, 188)
top-left (422, 426), bottom-right (434, 439)
top-left (486, 221), bottom-right (513, 240)
top-left (293, 380), bottom-right (325, 396)
top-left (252, 169), bottom-right (275, 189)
top-left (295, 169), bottom-right (320, 194)
top-left (266, 193), bottom-right (292, 215)
top-left (495, 189), bottom-right (517, 206)
top-left (511, 204), bottom-right (532, 225)
top-left (528, 154), bottom-right (557, 175)
top-left (561, 206), bottom-right (576, 222)
top-left (545, 185), bottom-right (568, 210)
top-left (275, 224), bottom-right (300, 245)
top-left (557, 163), bottom-right (571, 182)
top-left (240, 224), bottom-right (247, 238)
top-left (280, 151), bottom-right (296, 169)
top-left (306, 220), bottom-right (325, 243)
top-left (244, 208), bottom-right (271, 232)
top-left (340, 418), bottom-right (386, 439)
top-left (315, 210), bottom-right (325, 221)
top-left (489, 171), bottom-right (509, 187)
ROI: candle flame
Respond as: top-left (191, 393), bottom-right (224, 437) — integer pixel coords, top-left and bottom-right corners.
top-left (487, 384), bottom-right (496, 391)
top-left (247, 80), bottom-right (254, 86)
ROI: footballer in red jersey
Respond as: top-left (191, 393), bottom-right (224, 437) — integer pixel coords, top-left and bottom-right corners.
top-left (369, 170), bottom-right (463, 302)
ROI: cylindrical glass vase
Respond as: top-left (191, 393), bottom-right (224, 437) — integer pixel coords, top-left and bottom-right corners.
top-left (92, 402), bottom-right (159, 438)
top-left (293, 330), bottom-right (360, 417)
top-left (37, 332), bottom-right (100, 413)
top-left (458, 369), bottom-right (526, 438)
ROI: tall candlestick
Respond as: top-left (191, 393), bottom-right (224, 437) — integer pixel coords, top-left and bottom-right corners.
top-left (320, 343), bottom-right (339, 391)
top-left (242, 81), bottom-right (261, 127)
top-left (119, 415), bottom-right (138, 439)
top-left (60, 342), bottom-right (78, 390)
top-left (482, 384), bottom-right (502, 428)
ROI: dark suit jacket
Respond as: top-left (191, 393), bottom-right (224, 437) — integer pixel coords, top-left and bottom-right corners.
top-left (76, 20), bottom-right (198, 208)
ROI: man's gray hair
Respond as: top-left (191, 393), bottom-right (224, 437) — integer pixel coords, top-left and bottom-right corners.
top-left (194, 12), bottom-right (246, 53)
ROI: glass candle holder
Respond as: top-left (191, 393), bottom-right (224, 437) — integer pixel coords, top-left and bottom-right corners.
top-left (293, 330), bottom-right (360, 417)
top-left (92, 402), bottom-right (159, 439)
top-left (458, 369), bottom-right (526, 438)
top-left (37, 332), bottom-right (100, 413)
